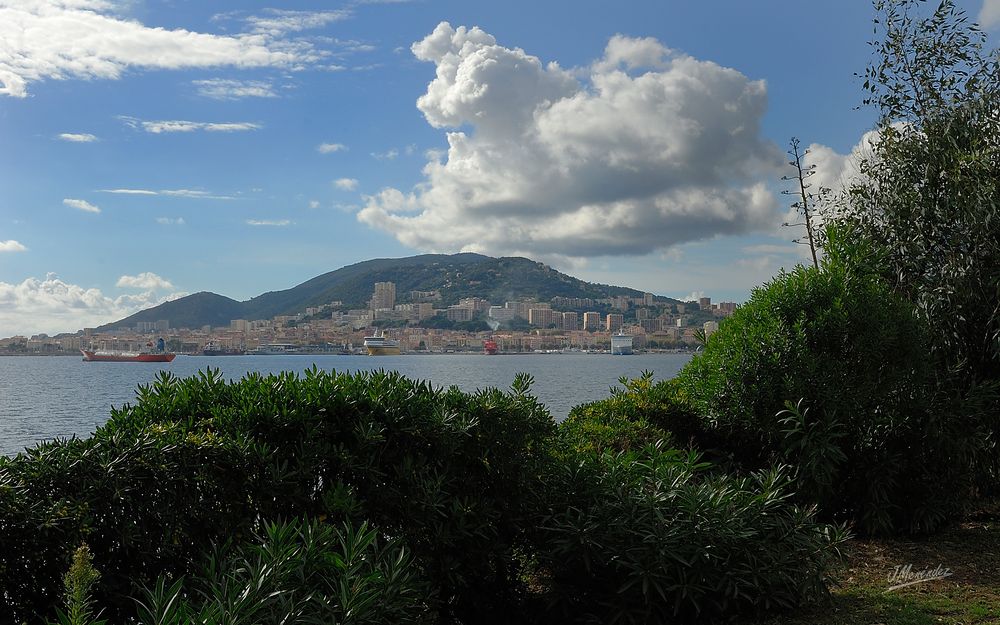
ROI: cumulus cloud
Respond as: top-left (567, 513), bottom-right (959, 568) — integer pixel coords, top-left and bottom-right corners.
top-left (63, 198), bottom-right (100, 213)
top-left (317, 142), bottom-right (347, 153)
top-left (246, 219), bottom-right (291, 226)
top-left (334, 178), bottom-right (359, 191)
top-left (980, 0), bottom-right (1000, 29)
top-left (358, 24), bottom-right (783, 260)
top-left (0, 240), bottom-right (27, 253)
top-left (119, 116), bottom-right (261, 133)
top-left (0, 272), bottom-right (185, 336)
top-left (155, 217), bottom-right (185, 225)
top-left (193, 78), bottom-right (276, 100)
top-left (0, 0), bottom-right (310, 98)
top-left (774, 129), bottom-right (882, 233)
top-left (57, 133), bottom-right (97, 142)
top-left (116, 272), bottom-right (175, 290)
top-left (308, 200), bottom-right (320, 209)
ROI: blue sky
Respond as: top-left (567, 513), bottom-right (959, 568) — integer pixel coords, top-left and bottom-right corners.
top-left (1, 0), bottom-right (997, 336)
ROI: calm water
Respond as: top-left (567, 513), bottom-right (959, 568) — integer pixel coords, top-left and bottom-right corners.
top-left (0, 353), bottom-right (691, 456)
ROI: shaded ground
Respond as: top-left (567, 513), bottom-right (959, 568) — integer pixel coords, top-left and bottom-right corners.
top-left (754, 509), bottom-right (1000, 625)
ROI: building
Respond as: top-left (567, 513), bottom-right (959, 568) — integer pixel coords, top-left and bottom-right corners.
top-left (370, 281), bottom-right (396, 310)
top-left (529, 308), bottom-right (557, 328)
top-left (583, 311), bottom-right (601, 331)
top-left (446, 306), bottom-right (473, 322)
top-left (606, 313), bottom-right (624, 332)
top-left (562, 312), bottom-right (578, 331)
top-left (458, 297), bottom-right (491, 314)
top-left (699, 296), bottom-right (712, 310)
top-left (704, 320), bottom-right (719, 338)
top-left (488, 306), bottom-right (516, 322)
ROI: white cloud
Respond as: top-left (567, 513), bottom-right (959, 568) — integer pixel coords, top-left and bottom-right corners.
top-left (334, 177), bottom-right (359, 191)
top-left (99, 188), bottom-right (236, 200)
top-left (57, 133), bottom-right (97, 142)
top-left (308, 200), bottom-right (320, 209)
top-left (246, 219), bottom-right (291, 226)
top-left (63, 198), bottom-right (100, 213)
top-left (679, 291), bottom-right (706, 302)
top-left (317, 142), bottom-right (347, 153)
top-left (0, 240), bottom-right (27, 253)
top-left (0, 1), bottom-right (310, 98)
top-left (193, 78), bottom-right (276, 100)
top-left (119, 116), bottom-right (261, 133)
top-left (99, 188), bottom-right (157, 195)
top-left (116, 272), bottom-right (175, 290)
top-left (980, 0), bottom-right (1000, 29)
top-left (0, 272), bottom-right (185, 336)
top-left (359, 24), bottom-right (782, 260)
top-left (371, 149), bottom-right (399, 160)
top-left (155, 217), bottom-right (185, 225)
top-left (245, 9), bottom-right (351, 37)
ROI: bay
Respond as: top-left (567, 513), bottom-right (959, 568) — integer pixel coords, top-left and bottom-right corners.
top-left (0, 352), bottom-right (691, 457)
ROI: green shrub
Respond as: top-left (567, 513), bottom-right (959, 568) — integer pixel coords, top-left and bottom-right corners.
top-left (135, 518), bottom-right (431, 625)
top-left (561, 373), bottom-right (706, 455)
top-left (0, 368), bottom-right (555, 623)
top-left (531, 445), bottom-right (846, 623)
top-left (674, 258), bottom-right (987, 533)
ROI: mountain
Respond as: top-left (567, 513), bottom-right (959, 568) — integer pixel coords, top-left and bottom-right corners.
top-left (97, 254), bottom-right (669, 331)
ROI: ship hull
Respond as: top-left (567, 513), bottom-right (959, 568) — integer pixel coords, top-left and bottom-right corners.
top-left (366, 345), bottom-right (401, 356)
top-left (81, 349), bottom-right (176, 362)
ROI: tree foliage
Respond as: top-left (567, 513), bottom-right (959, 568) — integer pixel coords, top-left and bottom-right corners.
top-left (835, 0), bottom-right (1000, 381)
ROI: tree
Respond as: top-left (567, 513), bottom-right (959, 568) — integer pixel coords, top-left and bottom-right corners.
top-left (830, 0), bottom-right (1000, 381)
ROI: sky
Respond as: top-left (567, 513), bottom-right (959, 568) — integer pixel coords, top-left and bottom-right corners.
top-left (2, 0), bottom-right (998, 337)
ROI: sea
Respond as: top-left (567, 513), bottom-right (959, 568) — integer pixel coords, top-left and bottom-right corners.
top-left (0, 352), bottom-right (692, 457)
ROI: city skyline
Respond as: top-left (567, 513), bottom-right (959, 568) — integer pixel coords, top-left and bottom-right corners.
top-left (2, 0), bottom-right (999, 337)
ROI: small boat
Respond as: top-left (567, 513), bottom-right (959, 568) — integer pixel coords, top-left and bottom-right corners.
top-left (202, 342), bottom-right (246, 356)
top-left (363, 331), bottom-right (401, 356)
top-left (483, 338), bottom-right (499, 355)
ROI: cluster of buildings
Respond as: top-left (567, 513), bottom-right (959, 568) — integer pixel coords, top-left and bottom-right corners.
top-left (0, 281), bottom-right (738, 355)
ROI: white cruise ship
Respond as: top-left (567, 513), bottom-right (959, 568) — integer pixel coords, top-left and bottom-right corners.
top-left (610, 330), bottom-right (634, 355)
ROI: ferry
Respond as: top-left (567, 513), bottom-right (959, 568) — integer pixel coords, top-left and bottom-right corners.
top-left (363, 331), bottom-right (401, 356)
top-left (610, 330), bottom-right (634, 355)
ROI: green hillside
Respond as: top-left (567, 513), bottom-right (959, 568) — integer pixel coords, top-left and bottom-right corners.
top-left (98, 254), bottom-right (667, 331)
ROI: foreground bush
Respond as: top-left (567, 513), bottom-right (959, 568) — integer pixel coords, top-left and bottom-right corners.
top-left (671, 259), bottom-right (989, 533)
top-left (531, 444), bottom-right (846, 624)
top-left (135, 518), bottom-right (431, 625)
top-left (0, 368), bottom-right (554, 623)
top-left (0, 367), bottom-right (851, 624)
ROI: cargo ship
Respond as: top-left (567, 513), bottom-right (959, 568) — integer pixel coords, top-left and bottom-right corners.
top-left (82, 338), bottom-right (175, 362)
top-left (363, 331), bottom-right (401, 356)
top-left (483, 338), bottom-right (499, 355)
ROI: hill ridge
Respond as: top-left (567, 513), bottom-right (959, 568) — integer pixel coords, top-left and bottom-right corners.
top-left (97, 253), bottom-right (669, 331)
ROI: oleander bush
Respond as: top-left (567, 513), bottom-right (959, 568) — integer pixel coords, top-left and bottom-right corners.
top-left (530, 444), bottom-right (847, 624)
top-left (0, 368), bottom-right (555, 623)
top-left (560, 373), bottom-right (706, 455)
top-left (134, 518), bottom-right (432, 625)
top-left (0, 366), bottom-right (853, 624)
top-left (671, 256), bottom-right (989, 534)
